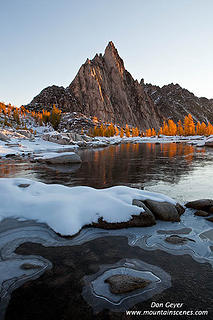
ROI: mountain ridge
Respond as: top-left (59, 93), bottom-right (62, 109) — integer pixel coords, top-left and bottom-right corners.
top-left (27, 42), bottom-right (213, 128)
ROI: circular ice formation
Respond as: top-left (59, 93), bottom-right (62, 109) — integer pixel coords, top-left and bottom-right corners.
top-left (82, 258), bottom-right (171, 312)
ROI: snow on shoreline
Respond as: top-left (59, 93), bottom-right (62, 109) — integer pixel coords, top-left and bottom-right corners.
top-left (0, 134), bottom-right (78, 157)
top-left (0, 178), bottom-right (176, 236)
top-left (0, 126), bottom-right (212, 159)
top-left (93, 134), bottom-right (213, 146)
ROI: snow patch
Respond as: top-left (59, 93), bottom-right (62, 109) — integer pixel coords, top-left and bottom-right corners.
top-left (0, 178), bottom-right (176, 236)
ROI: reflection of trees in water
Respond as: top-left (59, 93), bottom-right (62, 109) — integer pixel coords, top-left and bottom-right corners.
top-left (0, 143), bottom-right (207, 188)
top-left (74, 143), bottom-right (207, 188)
top-left (0, 161), bottom-right (30, 178)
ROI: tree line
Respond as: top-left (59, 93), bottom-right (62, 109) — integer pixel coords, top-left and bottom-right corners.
top-left (0, 103), bottom-right (61, 130)
top-left (88, 114), bottom-right (213, 138)
top-left (1, 102), bottom-right (213, 138)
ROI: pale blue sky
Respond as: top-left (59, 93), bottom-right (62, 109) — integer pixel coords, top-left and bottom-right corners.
top-left (0, 0), bottom-right (212, 106)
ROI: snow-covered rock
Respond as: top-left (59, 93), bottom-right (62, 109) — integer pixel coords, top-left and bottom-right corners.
top-left (35, 152), bottom-right (82, 164)
top-left (0, 178), bottom-right (178, 236)
top-left (204, 135), bottom-right (213, 147)
top-left (0, 132), bottom-right (10, 142)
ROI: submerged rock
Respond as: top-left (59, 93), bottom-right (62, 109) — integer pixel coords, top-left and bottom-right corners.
top-left (157, 228), bottom-right (192, 235)
top-left (165, 235), bottom-right (195, 245)
top-left (200, 229), bottom-right (213, 241)
top-left (194, 210), bottom-right (209, 217)
top-left (206, 216), bottom-right (213, 222)
top-left (185, 199), bottom-right (213, 210)
top-left (18, 184), bottom-right (30, 188)
top-left (143, 200), bottom-right (184, 222)
top-left (20, 263), bottom-right (42, 270)
top-left (105, 274), bottom-right (151, 294)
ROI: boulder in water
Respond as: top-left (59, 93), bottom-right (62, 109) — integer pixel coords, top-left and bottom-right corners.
top-left (105, 274), bottom-right (151, 294)
top-left (185, 199), bottom-right (213, 210)
top-left (142, 199), bottom-right (184, 222)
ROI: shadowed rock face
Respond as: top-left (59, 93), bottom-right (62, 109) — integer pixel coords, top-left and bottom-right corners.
top-left (28, 85), bottom-right (79, 112)
top-left (28, 42), bottom-right (161, 130)
top-left (144, 82), bottom-right (213, 123)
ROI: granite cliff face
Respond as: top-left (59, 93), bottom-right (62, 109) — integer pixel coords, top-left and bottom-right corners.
top-left (68, 42), bottom-right (161, 129)
top-left (144, 82), bottom-right (213, 123)
top-left (28, 42), bottom-right (161, 129)
top-left (28, 42), bottom-right (213, 129)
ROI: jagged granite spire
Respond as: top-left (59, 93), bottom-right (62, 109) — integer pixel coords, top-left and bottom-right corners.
top-left (67, 42), bottom-right (161, 129)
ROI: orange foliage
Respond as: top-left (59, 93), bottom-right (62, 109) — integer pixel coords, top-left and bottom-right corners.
top-left (146, 113), bottom-right (213, 137)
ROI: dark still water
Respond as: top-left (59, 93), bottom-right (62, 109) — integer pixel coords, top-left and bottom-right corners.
top-left (0, 143), bottom-right (213, 202)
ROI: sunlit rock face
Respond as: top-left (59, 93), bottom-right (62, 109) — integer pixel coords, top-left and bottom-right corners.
top-left (28, 42), bottom-right (161, 130)
top-left (68, 42), bottom-right (161, 129)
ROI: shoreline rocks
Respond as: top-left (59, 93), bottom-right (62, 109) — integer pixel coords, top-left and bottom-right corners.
top-left (143, 199), bottom-right (184, 222)
top-left (90, 211), bottom-right (156, 230)
top-left (185, 199), bottom-right (213, 211)
top-left (89, 199), bottom-right (185, 231)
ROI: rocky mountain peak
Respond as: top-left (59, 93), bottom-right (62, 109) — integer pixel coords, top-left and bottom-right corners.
top-left (27, 42), bottom-right (213, 129)
top-left (104, 41), bottom-right (125, 76)
top-left (66, 42), bottom-right (160, 129)
top-left (27, 43), bottom-right (161, 129)
top-left (104, 41), bottom-right (117, 57)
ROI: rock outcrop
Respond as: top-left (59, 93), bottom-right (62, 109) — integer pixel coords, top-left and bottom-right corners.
top-left (28, 85), bottom-right (78, 112)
